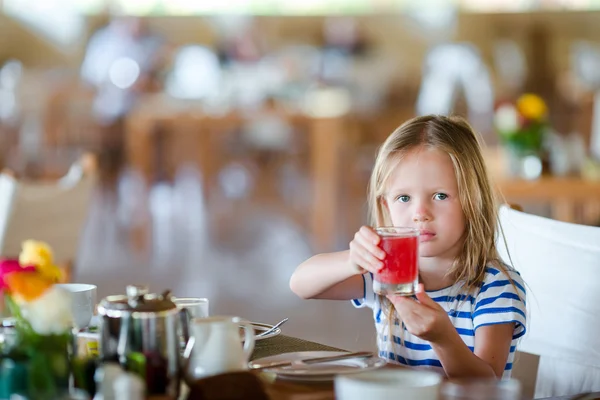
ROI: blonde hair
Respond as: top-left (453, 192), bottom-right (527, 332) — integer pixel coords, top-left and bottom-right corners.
top-left (368, 114), bottom-right (505, 293)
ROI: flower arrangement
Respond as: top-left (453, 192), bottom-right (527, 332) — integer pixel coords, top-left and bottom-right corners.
top-left (0, 241), bottom-right (73, 399)
top-left (494, 93), bottom-right (549, 155)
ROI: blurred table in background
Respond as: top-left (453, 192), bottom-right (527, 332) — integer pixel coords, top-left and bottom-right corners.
top-left (125, 109), bottom-right (600, 257)
top-left (125, 104), bottom-right (350, 252)
top-left (485, 147), bottom-right (600, 226)
top-left (494, 176), bottom-right (600, 225)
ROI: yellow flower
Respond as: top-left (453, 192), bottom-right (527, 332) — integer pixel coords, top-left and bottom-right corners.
top-left (517, 94), bottom-right (547, 121)
top-left (18, 240), bottom-right (63, 283)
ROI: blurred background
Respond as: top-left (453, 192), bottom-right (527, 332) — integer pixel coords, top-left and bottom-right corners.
top-left (2, 0), bottom-right (600, 351)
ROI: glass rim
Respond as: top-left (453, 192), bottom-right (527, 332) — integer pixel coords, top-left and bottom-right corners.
top-left (375, 226), bottom-right (420, 237)
top-left (172, 297), bottom-right (209, 305)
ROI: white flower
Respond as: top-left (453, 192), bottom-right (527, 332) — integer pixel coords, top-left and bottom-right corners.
top-left (494, 104), bottom-right (519, 133)
top-left (19, 286), bottom-right (73, 335)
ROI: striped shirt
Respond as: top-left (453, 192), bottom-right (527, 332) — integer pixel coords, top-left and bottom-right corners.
top-left (352, 265), bottom-right (527, 378)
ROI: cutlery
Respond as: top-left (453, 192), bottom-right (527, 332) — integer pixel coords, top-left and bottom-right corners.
top-left (250, 351), bottom-right (374, 370)
top-left (257, 317), bottom-right (289, 338)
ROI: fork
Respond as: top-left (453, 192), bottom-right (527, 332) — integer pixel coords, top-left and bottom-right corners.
top-left (257, 318), bottom-right (289, 337)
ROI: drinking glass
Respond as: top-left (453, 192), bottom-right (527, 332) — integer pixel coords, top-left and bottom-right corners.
top-left (441, 378), bottom-right (522, 400)
top-left (373, 227), bottom-right (419, 296)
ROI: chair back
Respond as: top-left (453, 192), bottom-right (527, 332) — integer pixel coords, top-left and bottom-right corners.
top-left (498, 204), bottom-right (600, 397)
top-left (0, 155), bottom-right (97, 281)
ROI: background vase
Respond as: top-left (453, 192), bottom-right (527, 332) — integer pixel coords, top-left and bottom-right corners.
top-left (0, 328), bottom-right (71, 400)
top-left (505, 145), bottom-right (543, 180)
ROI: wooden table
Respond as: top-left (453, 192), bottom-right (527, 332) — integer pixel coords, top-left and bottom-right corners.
top-left (493, 176), bottom-right (600, 225)
top-left (248, 335), bottom-right (599, 400)
top-left (484, 147), bottom-right (600, 226)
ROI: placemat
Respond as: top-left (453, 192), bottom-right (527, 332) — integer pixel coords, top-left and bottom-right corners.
top-left (251, 335), bottom-right (344, 361)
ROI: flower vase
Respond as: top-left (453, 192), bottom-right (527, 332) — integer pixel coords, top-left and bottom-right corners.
top-left (0, 240), bottom-right (76, 399)
top-left (504, 145), bottom-right (543, 180)
top-left (25, 333), bottom-right (71, 399)
top-left (0, 329), bottom-right (71, 400)
top-left (495, 93), bottom-right (549, 180)
top-left (1, 295), bottom-right (72, 400)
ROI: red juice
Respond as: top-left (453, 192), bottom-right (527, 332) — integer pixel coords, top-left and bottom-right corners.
top-left (373, 228), bottom-right (419, 296)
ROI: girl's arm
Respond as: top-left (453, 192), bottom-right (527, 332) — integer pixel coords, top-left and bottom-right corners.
top-left (431, 323), bottom-right (514, 378)
top-left (290, 226), bottom-right (386, 300)
top-left (289, 251), bottom-right (364, 300)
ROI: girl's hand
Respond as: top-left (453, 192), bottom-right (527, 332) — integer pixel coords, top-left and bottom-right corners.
top-left (348, 226), bottom-right (386, 275)
top-left (387, 284), bottom-right (453, 343)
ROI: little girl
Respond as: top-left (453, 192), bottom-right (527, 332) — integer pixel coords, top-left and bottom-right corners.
top-left (290, 115), bottom-right (526, 379)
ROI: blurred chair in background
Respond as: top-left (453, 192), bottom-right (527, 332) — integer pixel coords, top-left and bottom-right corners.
top-left (0, 153), bottom-right (97, 283)
top-left (416, 43), bottom-right (494, 138)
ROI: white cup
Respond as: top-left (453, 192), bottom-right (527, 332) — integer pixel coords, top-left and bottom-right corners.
top-left (56, 283), bottom-right (97, 329)
top-left (335, 369), bottom-right (443, 400)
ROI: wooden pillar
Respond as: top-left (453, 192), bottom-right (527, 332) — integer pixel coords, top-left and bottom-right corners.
top-left (124, 113), bottom-right (155, 255)
top-left (310, 116), bottom-right (344, 252)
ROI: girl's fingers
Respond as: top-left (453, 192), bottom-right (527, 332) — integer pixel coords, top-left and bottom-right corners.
top-left (359, 226), bottom-right (381, 246)
top-left (350, 245), bottom-right (383, 273)
top-left (355, 232), bottom-right (386, 261)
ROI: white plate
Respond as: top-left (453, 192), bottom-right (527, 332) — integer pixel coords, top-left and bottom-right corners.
top-left (246, 322), bottom-right (282, 341)
top-left (249, 351), bottom-right (387, 381)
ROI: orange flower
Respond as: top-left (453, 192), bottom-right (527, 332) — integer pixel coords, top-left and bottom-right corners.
top-left (4, 271), bottom-right (53, 302)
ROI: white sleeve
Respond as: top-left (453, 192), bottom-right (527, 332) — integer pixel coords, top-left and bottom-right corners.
top-left (351, 272), bottom-right (377, 309)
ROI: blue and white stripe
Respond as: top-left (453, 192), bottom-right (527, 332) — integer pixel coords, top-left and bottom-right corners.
top-left (353, 265), bottom-right (527, 378)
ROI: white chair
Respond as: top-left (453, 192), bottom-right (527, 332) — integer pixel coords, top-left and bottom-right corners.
top-left (0, 154), bottom-right (97, 281)
top-left (0, 172), bottom-right (18, 252)
top-left (497, 204), bottom-right (600, 398)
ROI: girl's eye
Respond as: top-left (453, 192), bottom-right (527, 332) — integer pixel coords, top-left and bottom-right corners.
top-left (434, 193), bottom-right (448, 200)
top-left (397, 195), bottom-right (410, 203)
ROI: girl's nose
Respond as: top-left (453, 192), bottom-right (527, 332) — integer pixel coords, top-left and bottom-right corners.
top-left (413, 203), bottom-right (432, 223)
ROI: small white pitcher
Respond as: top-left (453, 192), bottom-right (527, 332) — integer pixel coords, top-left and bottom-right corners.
top-left (182, 316), bottom-right (255, 381)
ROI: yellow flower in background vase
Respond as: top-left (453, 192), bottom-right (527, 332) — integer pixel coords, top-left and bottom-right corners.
top-left (517, 94), bottom-right (547, 121)
top-left (19, 240), bottom-right (63, 283)
top-left (19, 240), bottom-right (52, 268)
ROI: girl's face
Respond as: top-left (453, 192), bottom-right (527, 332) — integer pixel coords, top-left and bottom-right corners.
top-left (383, 147), bottom-right (466, 260)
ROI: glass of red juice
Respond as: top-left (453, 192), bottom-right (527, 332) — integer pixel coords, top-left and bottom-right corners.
top-left (373, 227), bottom-right (419, 296)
